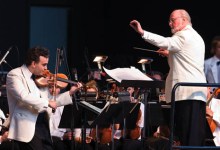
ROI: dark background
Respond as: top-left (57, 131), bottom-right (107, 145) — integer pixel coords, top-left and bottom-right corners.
top-left (0, 0), bottom-right (219, 83)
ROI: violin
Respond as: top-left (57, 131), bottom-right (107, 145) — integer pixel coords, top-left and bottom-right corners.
top-left (35, 70), bottom-right (78, 88)
top-left (206, 88), bottom-right (220, 133)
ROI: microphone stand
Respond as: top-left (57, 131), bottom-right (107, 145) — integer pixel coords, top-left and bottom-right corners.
top-left (0, 46), bottom-right (12, 66)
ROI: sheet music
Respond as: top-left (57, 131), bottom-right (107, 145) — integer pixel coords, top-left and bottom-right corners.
top-left (103, 66), bottom-right (153, 83)
top-left (82, 101), bottom-right (110, 126)
top-left (79, 101), bottom-right (104, 114)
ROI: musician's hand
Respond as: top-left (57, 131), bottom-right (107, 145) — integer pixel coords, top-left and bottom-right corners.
top-left (130, 20), bottom-right (144, 36)
top-left (48, 86), bottom-right (61, 96)
top-left (63, 131), bottom-right (73, 140)
top-left (206, 106), bottom-right (213, 118)
top-left (69, 82), bottom-right (83, 95)
top-left (48, 100), bottom-right (57, 109)
top-left (0, 131), bottom-right (9, 142)
top-left (157, 48), bottom-right (169, 57)
top-left (86, 136), bottom-right (93, 143)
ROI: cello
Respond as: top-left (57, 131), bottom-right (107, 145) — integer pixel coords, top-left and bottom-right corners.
top-left (121, 87), bottom-right (143, 140)
top-left (121, 109), bottom-right (142, 140)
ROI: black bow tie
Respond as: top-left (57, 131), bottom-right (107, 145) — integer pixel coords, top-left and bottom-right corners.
top-left (31, 74), bottom-right (36, 80)
top-left (217, 61), bottom-right (220, 66)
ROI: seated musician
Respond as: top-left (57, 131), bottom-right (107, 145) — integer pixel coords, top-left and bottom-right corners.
top-left (206, 87), bottom-right (220, 146)
top-left (69, 80), bottom-right (102, 150)
top-left (50, 80), bottom-right (98, 150)
top-left (126, 87), bottom-right (145, 140)
top-left (146, 70), bottom-right (166, 103)
top-left (49, 86), bottom-right (75, 150)
top-left (0, 114), bottom-right (20, 150)
top-left (112, 87), bottom-right (144, 150)
top-left (74, 128), bottom-right (94, 150)
top-left (0, 109), bottom-right (8, 145)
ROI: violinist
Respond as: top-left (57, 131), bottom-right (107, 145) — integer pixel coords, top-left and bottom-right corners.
top-left (206, 87), bottom-right (220, 146)
top-left (6, 46), bottom-right (82, 150)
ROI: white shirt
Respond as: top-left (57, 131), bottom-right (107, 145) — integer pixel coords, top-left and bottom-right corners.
top-left (208, 98), bottom-right (220, 146)
top-left (49, 106), bottom-right (67, 139)
top-left (113, 102), bottom-right (145, 140)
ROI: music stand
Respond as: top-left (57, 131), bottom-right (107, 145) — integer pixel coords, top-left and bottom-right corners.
top-left (118, 102), bottom-right (141, 138)
top-left (59, 101), bottom-right (106, 150)
top-left (89, 102), bottom-right (140, 150)
top-left (120, 80), bottom-right (165, 88)
top-left (120, 80), bottom-right (165, 139)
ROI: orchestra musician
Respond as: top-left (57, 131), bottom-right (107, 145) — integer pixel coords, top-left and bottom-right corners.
top-left (73, 81), bottom-right (99, 150)
top-left (48, 85), bottom-right (76, 150)
top-left (206, 87), bottom-right (220, 146)
top-left (111, 87), bottom-right (144, 150)
top-left (51, 79), bottom-right (103, 150)
top-left (204, 36), bottom-right (220, 86)
top-left (85, 80), bottom-right (113, 150)
top-left (0, 110), bottom-right (16, 150)
top-left (6, 46), bottom-right (82, 150)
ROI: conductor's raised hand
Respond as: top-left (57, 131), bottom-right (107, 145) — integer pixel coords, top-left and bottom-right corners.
top-left (130, 20), bottom-right (144, 36)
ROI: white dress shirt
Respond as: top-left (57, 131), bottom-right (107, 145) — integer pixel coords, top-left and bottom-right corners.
top-left (204, 55), bottom-right (220, 83)
top-left (113, 102), bottom-right (144, 140)
top-left (50, 106), bottom-right (67, 139)
top-left (208, 98), bottom-right (220, 146)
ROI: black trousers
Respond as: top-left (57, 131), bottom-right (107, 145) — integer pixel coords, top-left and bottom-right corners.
top-left (174, 100), bottom-right (206, 146)
top-left (15, 112), bottom-right (53, 150)
top-left (52, 136), bottom-right (72, 150)
top-left (121, 139), bottom-right (142, 150)
top-left (0, 140), bottom-right (20, 150)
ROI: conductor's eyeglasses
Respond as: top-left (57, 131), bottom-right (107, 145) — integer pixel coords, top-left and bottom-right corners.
top-left (169, 17), bottom-right (182, 23)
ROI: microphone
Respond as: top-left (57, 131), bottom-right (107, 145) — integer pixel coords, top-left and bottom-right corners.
top-left (72, 68), bottom-right (78, 81)
top-left (141, 64), bottom-right (146, 73)
top-left (59, 47), bottom-right (64, 66)
top-left (0, 46), bottom-right (12, 65)
top-left (97, 62), bottom-right (107, 77)
top-left (97, 61), bottom-right (102, 72)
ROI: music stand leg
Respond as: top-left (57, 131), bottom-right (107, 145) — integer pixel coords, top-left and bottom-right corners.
top-left (81, 108), bottom-right (87, 150)
top-left (111, 119), bottom-right (115, 150)
top-left (95, 125), bottom-right (99, 150)
top-left (141, 90), bottom-right (149, 149)
top-left (71, 98), bottom-right (77, 150)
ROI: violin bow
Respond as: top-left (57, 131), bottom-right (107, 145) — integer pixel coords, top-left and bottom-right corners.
top-left (52, 48), bottom-right (62, 113)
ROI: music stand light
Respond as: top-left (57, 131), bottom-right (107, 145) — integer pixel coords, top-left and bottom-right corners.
top-left (137, 58), bottom-right (153, 73)
top-left (93, 56), bottom-right (108, 72)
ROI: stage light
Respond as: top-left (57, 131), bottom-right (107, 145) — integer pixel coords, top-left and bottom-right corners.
top-left (137, 58), bottom-right (153, 73)
top-left (93, 56), bottom-right (108, 72)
